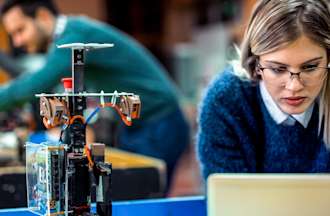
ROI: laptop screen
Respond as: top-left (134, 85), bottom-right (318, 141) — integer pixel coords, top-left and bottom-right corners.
top-left (207, 174), bottom-right (330, 216)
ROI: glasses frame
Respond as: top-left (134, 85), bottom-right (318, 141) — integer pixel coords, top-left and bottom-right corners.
top-left (256, 62), bottom-right (329, 86)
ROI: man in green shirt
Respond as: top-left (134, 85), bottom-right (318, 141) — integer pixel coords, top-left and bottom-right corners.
top-left (0, 0), bottom-right (189, 186)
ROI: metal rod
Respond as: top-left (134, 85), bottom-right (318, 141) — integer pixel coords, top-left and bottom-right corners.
top-left (35, 92), bottom-right (135, 97)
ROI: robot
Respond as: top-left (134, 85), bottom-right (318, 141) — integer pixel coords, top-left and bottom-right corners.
top-left (25, 43), bottom-right (141, 216)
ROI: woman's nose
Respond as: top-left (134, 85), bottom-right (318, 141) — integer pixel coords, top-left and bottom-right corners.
top-left (285, 76), bottom-right (304, 91)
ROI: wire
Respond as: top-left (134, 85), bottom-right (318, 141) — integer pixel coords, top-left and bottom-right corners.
top-left (103, 102), bottom-right (132, 126)
top-left (85, 107), bottom-right (100, 125)
top-left (84, 145), bottom-right (94, 168)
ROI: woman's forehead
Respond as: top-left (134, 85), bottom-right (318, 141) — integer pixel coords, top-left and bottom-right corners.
top-left (259, 36), bottom-right (327, 65)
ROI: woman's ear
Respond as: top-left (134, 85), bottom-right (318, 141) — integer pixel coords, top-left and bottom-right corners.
top-left (253, 57), bottom-right (263, 80)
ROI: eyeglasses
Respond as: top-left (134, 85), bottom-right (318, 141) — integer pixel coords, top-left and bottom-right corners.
top-left (257, 62), bottom-right (329, 86)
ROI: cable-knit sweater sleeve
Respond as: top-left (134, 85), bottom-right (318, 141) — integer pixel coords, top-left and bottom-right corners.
top-left (197, 68), bottom-right (258, 179)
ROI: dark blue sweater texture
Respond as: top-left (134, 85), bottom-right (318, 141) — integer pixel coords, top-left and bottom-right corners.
top-left (197, 68), bottom-right (330, 179)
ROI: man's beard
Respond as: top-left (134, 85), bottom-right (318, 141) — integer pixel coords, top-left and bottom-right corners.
top-left (35, 38), bottom-right (49, 53)
top-left (33, 24), bottom-right (50, 54)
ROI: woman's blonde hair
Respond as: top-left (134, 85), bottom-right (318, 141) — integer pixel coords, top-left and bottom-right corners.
top-left (240, 0), bottom-right (330, 147)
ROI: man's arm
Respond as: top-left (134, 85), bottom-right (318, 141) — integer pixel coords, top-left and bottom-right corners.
top-left (0, 50), bottom-right (21, 77)
top-left (0, 45), bottom-right (71, 111)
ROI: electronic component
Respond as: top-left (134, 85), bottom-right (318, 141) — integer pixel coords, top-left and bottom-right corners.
top-left (26, 43), bottom-right (141, 216)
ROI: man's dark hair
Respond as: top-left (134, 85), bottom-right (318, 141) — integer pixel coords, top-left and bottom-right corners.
top-left (0, 0), bottom-right (58, 17)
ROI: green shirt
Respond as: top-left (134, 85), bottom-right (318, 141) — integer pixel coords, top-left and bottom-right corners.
top-left (0, 16), bottom-right (180, 122)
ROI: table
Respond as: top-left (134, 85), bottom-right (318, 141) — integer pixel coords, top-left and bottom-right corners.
top-left (0, 196), bottom-right (207, 216)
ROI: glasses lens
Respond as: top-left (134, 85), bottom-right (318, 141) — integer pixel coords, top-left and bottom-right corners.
top-left (300, 68), bottom-right (327, 86)
top-left (261, 67), bottom-right (327, 86)
top-left (262, 68), bottom-right (289, 83)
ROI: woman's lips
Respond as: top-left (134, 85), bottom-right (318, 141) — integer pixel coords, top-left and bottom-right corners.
top-left (283, 97), bottom-right (306, 106)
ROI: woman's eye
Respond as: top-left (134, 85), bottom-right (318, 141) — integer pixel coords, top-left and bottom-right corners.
top-left (302, 64), bottom-right (318, 72)
top-left (270, 68), bottom-right (287, 74)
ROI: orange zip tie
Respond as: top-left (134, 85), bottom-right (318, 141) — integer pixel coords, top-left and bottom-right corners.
top-left (102, 102), bottom-right (132, 126)
top-left (69, 115), bottom-right (85, 125)
top-left (84, 145), bottom-right (94, 168)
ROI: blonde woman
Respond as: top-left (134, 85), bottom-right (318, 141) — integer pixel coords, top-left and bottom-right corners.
top-left (197, 0), bottom-right (330, 178)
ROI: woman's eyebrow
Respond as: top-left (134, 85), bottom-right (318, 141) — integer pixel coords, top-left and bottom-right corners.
top-left (264, 60), bottom-right (288, 66)
top-left (264, 57), bottom-right (323, 66)
top-left (301, 57), bottom-right (323, 65)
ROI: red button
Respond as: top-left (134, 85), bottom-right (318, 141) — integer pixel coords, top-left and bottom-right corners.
top-left (61, 77), bottom-right (72, 89)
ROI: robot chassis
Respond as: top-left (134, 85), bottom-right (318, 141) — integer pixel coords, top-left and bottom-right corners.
top-left (27, 43), bottom-right (141, 216)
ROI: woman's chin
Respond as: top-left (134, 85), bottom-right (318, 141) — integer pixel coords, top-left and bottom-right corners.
top-left (278, 103), bottom-right (309, 115)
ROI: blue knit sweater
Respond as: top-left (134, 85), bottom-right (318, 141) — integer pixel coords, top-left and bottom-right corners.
top-left (197, 67), bottom-right (330, 179)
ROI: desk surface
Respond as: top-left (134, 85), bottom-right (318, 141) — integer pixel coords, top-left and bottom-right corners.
top-left (0, 196), bottom-right (206, 216)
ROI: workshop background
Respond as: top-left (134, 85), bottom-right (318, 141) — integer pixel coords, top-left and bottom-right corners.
top-left (0, 0), bottom-right (256, 208)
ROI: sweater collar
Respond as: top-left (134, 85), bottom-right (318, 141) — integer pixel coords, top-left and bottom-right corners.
top-left (259, 81), bottom-right (314, 128)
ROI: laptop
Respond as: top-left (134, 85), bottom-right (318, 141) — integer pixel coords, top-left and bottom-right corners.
top-left (207, 174), bottom-right (330, 216)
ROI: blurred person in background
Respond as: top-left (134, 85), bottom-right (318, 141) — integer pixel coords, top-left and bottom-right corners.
top-left (0, 0), bottom-right (190, 188)
top-left (198, 0), bottom-right (330, 179)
